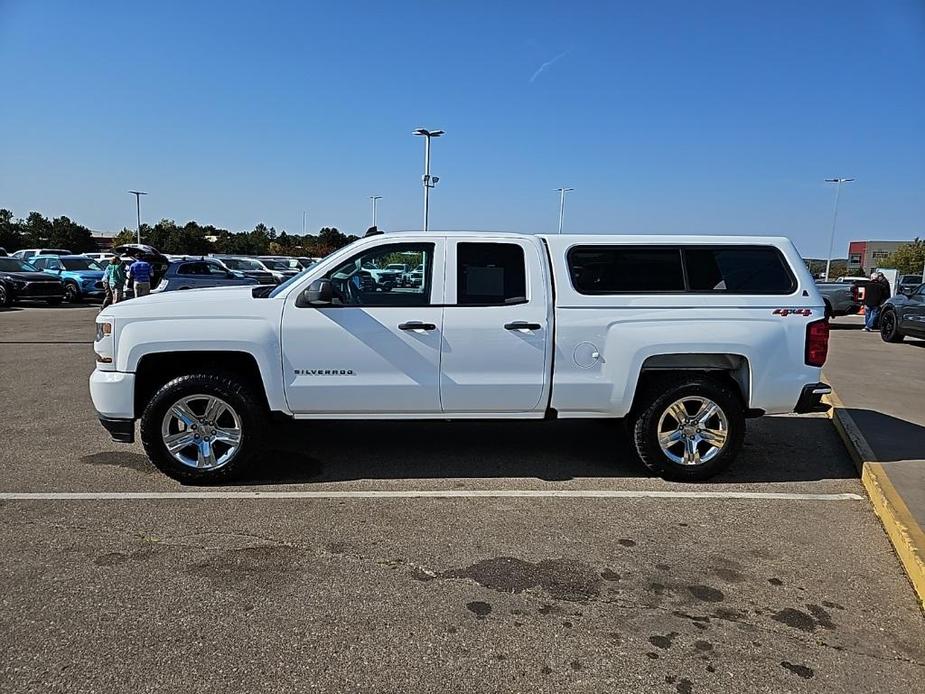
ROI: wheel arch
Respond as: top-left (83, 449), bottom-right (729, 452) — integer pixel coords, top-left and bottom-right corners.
top-left (134, 351), bottom-right (271, 417)
top-left (630, 353), bottom-right (751, 414)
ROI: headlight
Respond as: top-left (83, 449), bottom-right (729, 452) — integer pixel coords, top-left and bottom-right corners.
top-left (95, 321), bottom-right (112, 341)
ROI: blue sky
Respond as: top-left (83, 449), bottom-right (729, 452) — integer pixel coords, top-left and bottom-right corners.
top-left (1, 0), bottom-right (923, 257)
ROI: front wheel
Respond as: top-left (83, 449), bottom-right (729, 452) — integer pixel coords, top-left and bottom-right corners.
top-left (140, 371), bottom-right (266, 484)
top-left (63, 282), bottom-right (81, 303)
top-left (632, 376), bottom-right (745, 481)
top-left (0, 284), bottom-right (11, 307)
top-left (880, 309), bottom-right (904, 343)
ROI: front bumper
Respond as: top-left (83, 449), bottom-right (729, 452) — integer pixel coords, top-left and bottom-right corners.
top-left (11, 282), bottom-right (65, 300)
top-left (794, 382), bottom-right (832, 414)
top-left (89, 369), bottom-right (135, 420)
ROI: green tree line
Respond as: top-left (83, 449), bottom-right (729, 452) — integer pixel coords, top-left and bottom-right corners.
top-left (1, 209), bottom-right (359, 258)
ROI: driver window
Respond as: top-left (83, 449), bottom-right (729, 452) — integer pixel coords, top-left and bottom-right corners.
top-left (325, 243), bottom-right (433, 306)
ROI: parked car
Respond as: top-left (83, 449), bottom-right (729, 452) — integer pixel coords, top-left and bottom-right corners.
top-left (11, 248), bottom-right (71, 261)
top-left (153, 259), bottom-right (260, 292)
top-left (0, 257), bottom-right (66, 306)
top-left (210, 256), bottom-right (278, 285)
top-left (295, 257), bottom-right (317, 270)
top-left (814, 280), bottom-right (861, 318)
top-left (255, 257), bottom-right (301, 281)
top-left (879, 283), bottom-right (925, 343)
top-left (92, 232), bottom-right (830, 484)
top-left (30, 254), bottom-right (105, 303)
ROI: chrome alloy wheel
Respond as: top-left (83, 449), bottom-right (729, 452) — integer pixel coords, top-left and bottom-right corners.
top-left (656, 396), bottom-right (729, 466)
top-left (160, 394), bottom-right (242, 470)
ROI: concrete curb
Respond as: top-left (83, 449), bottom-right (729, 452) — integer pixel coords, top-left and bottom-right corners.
top-left (824, 387), bottom-right (925, 610)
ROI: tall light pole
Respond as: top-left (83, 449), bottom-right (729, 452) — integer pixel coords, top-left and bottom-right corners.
top-left (412, 128), bottom-right (444, 230)
top-left (369, 195), bottom-right (382, 228)
top-left (555, 187), bottom-right (574, 234)
top-left (128, 191), bottom-right (147, 244)
top-left (823, 178), bottom-right (854, 281)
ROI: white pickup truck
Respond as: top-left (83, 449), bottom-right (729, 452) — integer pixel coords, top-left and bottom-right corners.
top-left (91, 232), bottom-right (831, 483)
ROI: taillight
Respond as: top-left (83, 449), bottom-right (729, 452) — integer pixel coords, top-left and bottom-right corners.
top-left (805, 319), bottom-right (829, 367)
top-left (851, 284), bottom-right (859, 302)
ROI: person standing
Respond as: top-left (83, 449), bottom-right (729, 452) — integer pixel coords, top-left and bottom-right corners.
top-left (863, 272), bottom-right (888, 331)
top-left (110, 257), bottom-right (128, 303)
top-left (128, 257), bottom-right (152, 298)
top-left (99, 262), bottom-right (115, 309)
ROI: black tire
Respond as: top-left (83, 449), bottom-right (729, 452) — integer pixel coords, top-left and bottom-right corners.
top-left (823, 300), bottom-right (833, 320)
top-left (140, 371), bottom-right (266, 484)
top-left (63, 282), bottom-right (81, 303)
top-left (0, 283), bottom-right (11, 308)
top-left (880, 309), bottom-right (904, 343)
top-left (632, 375), bottom-right (745, 481)
top-left (45, 297), bottom-right (63, 305)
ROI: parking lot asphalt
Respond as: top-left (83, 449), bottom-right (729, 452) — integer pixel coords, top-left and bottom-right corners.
top-left (1, 305), bottom-right (923, 693)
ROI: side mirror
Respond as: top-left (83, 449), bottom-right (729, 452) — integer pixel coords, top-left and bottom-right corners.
top-left (300, 278), bottom-right (333, 306)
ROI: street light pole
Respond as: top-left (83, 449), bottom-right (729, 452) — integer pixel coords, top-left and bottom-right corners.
top-left (823, 178), bottom-right (854, 281)
top-left (128, 191), bottom-right (147, 244)
top-left (413, 128), bottom-right (444, 230)
top-left (370, 195), bottom-right (382, 228)
top-left (555, 187), bottom-right (574, 234)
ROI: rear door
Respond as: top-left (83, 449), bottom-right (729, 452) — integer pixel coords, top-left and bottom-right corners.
top-left (282, 239), bottom-right (446, 414)
top-left (439, 238), bottom-right (552, 413)
top-left (902, 285), bottom-right (925, 336)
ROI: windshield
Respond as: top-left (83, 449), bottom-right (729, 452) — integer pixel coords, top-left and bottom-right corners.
top-left (267, 267), bottom-right (311, 297)
top-left (0, 258), bottom-right (37, 272)
top-left (223, 257), bottom-right (263, 271)
top-left (61, 258), bottom-right (103, 271)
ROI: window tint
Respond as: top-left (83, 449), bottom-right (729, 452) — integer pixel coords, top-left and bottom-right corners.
top-left (178, 263), bottom-right (207, 275)
top-left (685, 248), bottom-right (795, 293)
top-left (568, 247), bottom-right (684, 293)
top-left (324, 243), bottom-right (433, 307)
top-left (456, 243), bottom-right (526, 305)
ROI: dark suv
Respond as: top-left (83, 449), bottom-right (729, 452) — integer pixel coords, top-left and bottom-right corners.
top-left (154, 259), bottom-right (260, 292)
top-left (0, 257), bottom-right (66, 306)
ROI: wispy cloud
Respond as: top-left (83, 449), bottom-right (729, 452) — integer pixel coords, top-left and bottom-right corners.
top-left (529, 49), bottom-right (570, 83)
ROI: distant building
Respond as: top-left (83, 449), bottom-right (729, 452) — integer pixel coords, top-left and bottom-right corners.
top-left (90, 231), bottom-right (118, 251)
top-left (846, 240), bottom-right (908, 273)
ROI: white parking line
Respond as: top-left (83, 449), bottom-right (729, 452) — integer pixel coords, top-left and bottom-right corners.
top-left (0, 490), bottom-right (864, 501)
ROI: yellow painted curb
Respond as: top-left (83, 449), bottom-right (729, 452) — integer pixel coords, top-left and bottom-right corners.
top-left (824, 387), bottom-right (925, 610)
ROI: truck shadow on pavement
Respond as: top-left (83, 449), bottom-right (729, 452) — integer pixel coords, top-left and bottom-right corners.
top-left (842, 409), bottom-right (925, 463)
top-left (232, 415), bottom-right (858, 485)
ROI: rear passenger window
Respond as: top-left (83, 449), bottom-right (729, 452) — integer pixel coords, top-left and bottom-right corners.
top-left (568, 247), bottom-right (684, 293)
top-left (685, 248), bottom-right (795, 293)
top-left (457, 243), bottom-right (526, 305)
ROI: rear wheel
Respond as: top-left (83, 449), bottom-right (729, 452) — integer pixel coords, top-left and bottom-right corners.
top-left (632, 376), bottom-right (745, 481)
top-left (140, 371), bottom-right (266, 484)
top-left (880, 309), bottom-right (904, 343)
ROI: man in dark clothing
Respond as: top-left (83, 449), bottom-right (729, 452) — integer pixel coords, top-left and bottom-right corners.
top-left (863, 272), bottom-right (891, 331)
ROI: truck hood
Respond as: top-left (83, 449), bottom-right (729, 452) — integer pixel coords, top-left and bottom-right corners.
top-left (102, 284), bottom-right (262, 317)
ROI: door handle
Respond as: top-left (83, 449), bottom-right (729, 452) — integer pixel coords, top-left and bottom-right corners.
top-left (504, 321), bottom-right (542, 330)
top-left (399, 321), bottom-right (436, 331)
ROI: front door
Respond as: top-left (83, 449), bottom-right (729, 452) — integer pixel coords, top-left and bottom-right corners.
top-left (439, 239), bottom-right (552, 413)
top-left (282, 239), bottom-right (445, 414)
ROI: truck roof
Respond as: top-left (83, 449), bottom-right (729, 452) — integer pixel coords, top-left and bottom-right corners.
top-left (379, 230), bottom-right (795, 246)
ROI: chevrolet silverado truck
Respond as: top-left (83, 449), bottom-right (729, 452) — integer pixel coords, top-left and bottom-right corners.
top-left (91, 232), bottom-right (831, 483)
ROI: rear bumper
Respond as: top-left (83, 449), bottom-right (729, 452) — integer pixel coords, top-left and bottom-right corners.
top-left (794, 382), bottom-right (832, 414)
top-left (99, 417), bottom-right (135, 443)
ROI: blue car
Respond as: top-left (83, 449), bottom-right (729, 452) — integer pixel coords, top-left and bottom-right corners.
top-left (31, 254), bottom-right (106, 303)
top-left (153, 259), bottom-right (260, 292)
